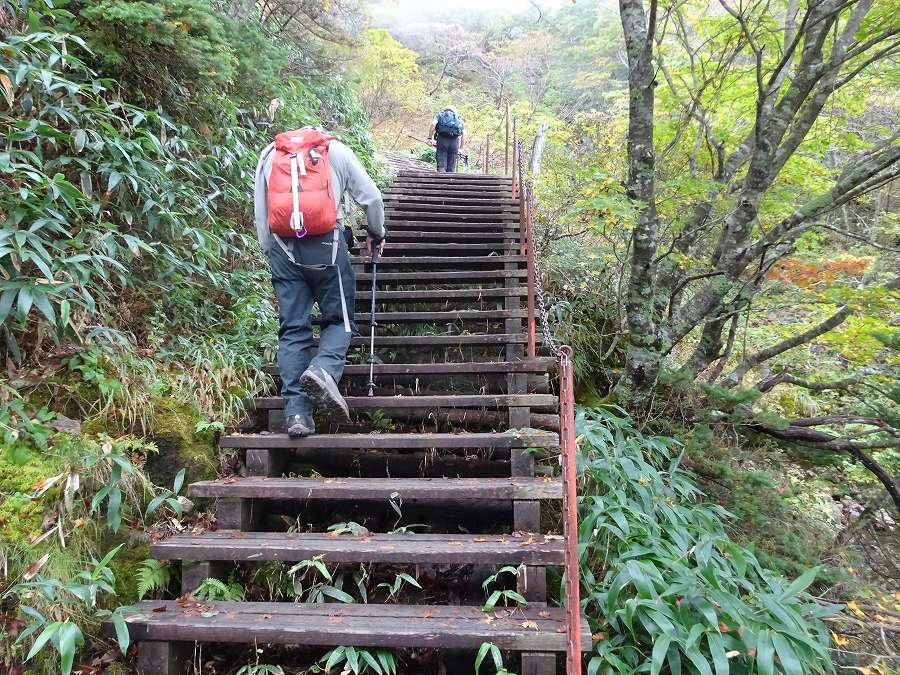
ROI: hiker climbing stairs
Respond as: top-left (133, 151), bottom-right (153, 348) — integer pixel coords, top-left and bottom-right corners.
top-left (106, 169), bottom-right (588, 674)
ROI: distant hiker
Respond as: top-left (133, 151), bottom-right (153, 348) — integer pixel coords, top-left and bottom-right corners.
top-left (255, 127), bottom-right (385, 437)
top-left (428, 106), bottom-right (466, 173)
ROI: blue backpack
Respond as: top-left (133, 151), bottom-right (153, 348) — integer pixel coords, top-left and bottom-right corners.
top-left (435, 110), bottom-right (463, 138)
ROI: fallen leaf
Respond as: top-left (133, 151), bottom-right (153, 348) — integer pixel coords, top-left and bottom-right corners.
top-left (23, 553), bottom-right (51, 580)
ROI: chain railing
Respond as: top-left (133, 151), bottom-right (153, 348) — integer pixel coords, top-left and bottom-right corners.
top-left (511, 121), bottom-right (583, 674)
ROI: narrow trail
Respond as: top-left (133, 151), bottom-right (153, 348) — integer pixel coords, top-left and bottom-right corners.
top-left (105, 169), bottom-right (588, 674)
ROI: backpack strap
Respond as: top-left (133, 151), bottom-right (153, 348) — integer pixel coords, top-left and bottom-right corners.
top-left (332, 228), bottom-right (352, 333)
top-left (289, 153), bottom-right (309, 236)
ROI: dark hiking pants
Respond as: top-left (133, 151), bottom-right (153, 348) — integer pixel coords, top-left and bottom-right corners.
top-left (268, 229), bottom-right (356, 417)
top-left (436, 134), bottom-right (460, 173)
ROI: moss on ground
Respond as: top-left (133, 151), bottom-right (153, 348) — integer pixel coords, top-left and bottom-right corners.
top-left (145, 396), bottom-right (217, 487)
top-left (0, 448), bottom-right (62, 546)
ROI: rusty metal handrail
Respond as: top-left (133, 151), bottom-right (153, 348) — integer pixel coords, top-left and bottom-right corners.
top-left (509, 119), bottom-right (582, 674)
top-left (559, 345), bottom-right (582, 673)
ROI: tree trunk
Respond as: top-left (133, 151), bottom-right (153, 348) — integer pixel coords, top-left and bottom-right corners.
top-left (529, 123), bottom-right (548, 175)
top-left (616, 0), bottom-right (661, 409)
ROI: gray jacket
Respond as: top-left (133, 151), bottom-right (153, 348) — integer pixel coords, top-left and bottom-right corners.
top-left (254, 138), bottom-right (385, 254)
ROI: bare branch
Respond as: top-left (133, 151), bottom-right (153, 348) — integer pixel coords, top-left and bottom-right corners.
top-left (725, 305), bottom-right (852, 386)
top-left (754, 368), bottom-right (873, 394)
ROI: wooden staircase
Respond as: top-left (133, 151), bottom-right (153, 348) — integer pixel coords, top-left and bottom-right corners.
top-left (109, 170), bottom-right (588, 674)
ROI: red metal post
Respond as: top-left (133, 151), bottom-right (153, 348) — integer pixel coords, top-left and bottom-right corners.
top-left (525, 179), bottom-right (536, 359)
top-left (559, 345), bottom-right (582, 674)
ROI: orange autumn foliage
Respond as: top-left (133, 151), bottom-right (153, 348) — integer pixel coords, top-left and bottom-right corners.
top-left (767, 257), bottom-right (873, 287)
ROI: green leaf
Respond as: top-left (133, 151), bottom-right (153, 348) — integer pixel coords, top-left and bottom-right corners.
top-left (0, 288), bottom-right (16, 325)
top-left (73, 129), bottom-right (87, 152)
top-left (683, 644), bottom-right (713, 675)
top-left (772, 632), bottom-right (803, 675)
top-left (707, 632), bottom-right (728, 675)
top-left (650, 633), bottom-right (671, 675)
top-left (324, 647), bottom-right (345, 671)
top-left (345, 646), bottom-right (359, 672)
top-left (756, 629), bottom-right (775, 675)
top-left (107, 171), bottom-right (123, 192)
top-left (57, 622), bottom-right (84, 675)
top-left (781, 566), bottom-right (819, 599)
top-left (111, 612), bottom-right (130, 655)
top-left (96, 543), bottom-right (125, 572)
top-left (475, 642), bottom-right (492, 674)
top-left (320, 585), bottom-right (354, 603)
top-left (173, 468), bottom-right (186, 494)
top-left (107, 486), bottom-right (122, 532)
top-left (483, 590), bottom-right (502, 611)
top-left (26, 622), bottom-right (59, 661)
top-left (360, 650), bottom-right (384, 675)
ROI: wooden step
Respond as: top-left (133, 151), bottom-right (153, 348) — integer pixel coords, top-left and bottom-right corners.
top-left (342, 359), bottom-right (554, 375)
top-left (398, 170), bottom-right (511, 179)
top-left (386, 205), bottom-right (518, 215)
top-left (386, 230), bottom-right (517, 241)
top-left (323, 309), bottom-right (526, 324)
top-left (151, 532), bottom-right (564, 564)
top-left (375, 242), bottom-right (514, 253)
top-left (353, 288), bottom-right (527, 302)
top-left (355, 271), bottom-right (526, 283)
top-left (220, 431), bottom-right (559, 450)
top-left (107, 602), bottom-right (589, 652)
top-left (390, 179), bottom-right (513, 187)
top-left (385, 211), bottom-right (518, 222)
top-left (350, 255), bottom-right (524, 266)
top-left (253, 394), bottom-right (558, 410)
top-left (385, 220), bottom-right (518, 230)
top-left (188, 476), bottom-right (562, 500)
top-left (385, 188), bottom-right (514, 199)
top-left (333, 334), bottom-right (528, 347)
top-left (384, 196), bottom-right (519, 206)
top-left (386, 232), bottom-right (518, 244)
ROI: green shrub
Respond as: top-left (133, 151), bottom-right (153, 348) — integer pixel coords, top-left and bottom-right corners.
top-left (576, 406), bottom-right (837, 674)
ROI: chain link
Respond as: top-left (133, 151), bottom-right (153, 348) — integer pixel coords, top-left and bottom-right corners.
top-left (516, 135), bottom-right (561, 356)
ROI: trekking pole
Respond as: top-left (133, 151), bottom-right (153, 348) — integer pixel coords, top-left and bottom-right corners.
top-left (366, 246), bottom-right (380, 397)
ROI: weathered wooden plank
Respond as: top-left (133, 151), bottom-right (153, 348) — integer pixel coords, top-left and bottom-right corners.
top-left (188, 476), bottom-right (562, 500)
top-left (373, 242), bottom-right (515, 252)
top-left (384, 194), bottom-right (519, 203)
top-left (353, 288), bottom-right (528, 301)
top-left (152, 532), bottom-right (565, 565)
top-left (384, 188), bottom-right (513, 199)
top-left (253, 394), bottom-right (558, 410)
top-left (384, 211), bottom-right (519, 222)
top-left (219, 431), bottom-right (559, 450)
top-left (323, 310), bottom-right (527, 323)
top-left (105, 602), bottom-right (590, 652)
top-left (323, 334), bottom-right (528, 347)
top-left (384, 220), bottom-right (518, 230)
top-left (356, 271), bottom-right (526, 282)
top-left (386, 230), bottom-right (518, 241)
top-left (340, 359), bottom-right (555, 375)
top-left (350, 256), bottom-right (525, 265)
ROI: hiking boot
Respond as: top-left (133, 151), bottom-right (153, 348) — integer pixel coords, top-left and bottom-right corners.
top-left (285, 413), bottom-right (315, 438)
top-left (299, 366), bottom-right (351, 424)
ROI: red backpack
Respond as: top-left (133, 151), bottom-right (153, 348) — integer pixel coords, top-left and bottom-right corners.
top-left (267, 129), bottom-right (338, 238)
